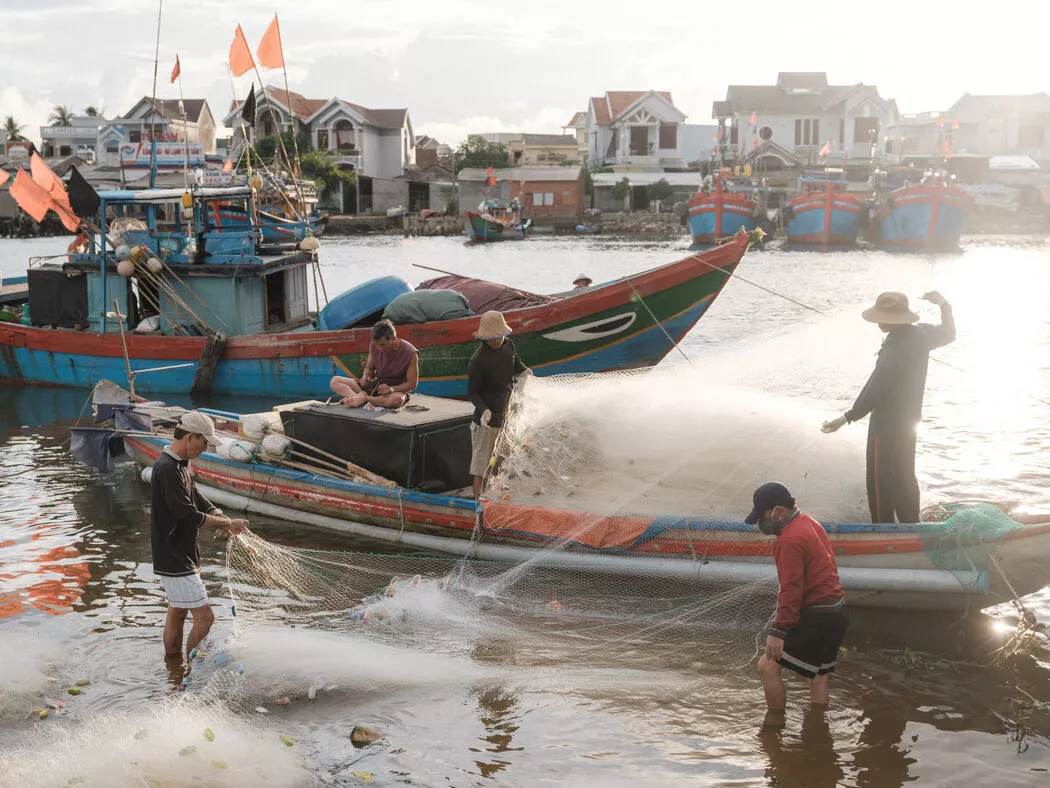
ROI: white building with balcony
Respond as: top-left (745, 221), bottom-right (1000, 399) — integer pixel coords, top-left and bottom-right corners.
top-left (222, 87), bottom-right (415, 180)
top-left (712, 73), bottom-right (897, 170)
top-left (583, 91), bottom-right (687, 168)
top-left (40, 117), bottom-right (104, 161)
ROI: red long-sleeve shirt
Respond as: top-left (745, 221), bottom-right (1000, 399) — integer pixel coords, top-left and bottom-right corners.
top-left (768, 512), bottom-right (844, 639)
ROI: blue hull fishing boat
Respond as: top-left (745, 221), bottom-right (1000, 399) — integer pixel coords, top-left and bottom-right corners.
top-left (686, 179), bottom-right (764, 245)
top-left (464, 198), bottom-right (531, 242)
top-left (874, 184), bottom-right (973, 251)
top-left (209, 204), bottom-right (328, 244)
top-left (784, 172), bottom-right (865, 247)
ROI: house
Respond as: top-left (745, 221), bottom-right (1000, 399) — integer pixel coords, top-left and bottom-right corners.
top-left (90, 97), bottom-right (217, 167)
top-left (40, 117), bottom-right (104, 161)
top-left (583, 91), bottom-right (688, 168)
top-left (891, 111), bottom-right (945, 159)
top-left (223, 87), bottom-right (415, 181)
top-left (415, 134), bottom-right (442, 168)
top-left (507, 134), bottom-right (579, 166)
top-left (712, 73), bottom-right (897, 172)
top-left (564, 111), bottom-right (588, 161)
top-left (944, 93), bottom-right (1050, 162)
top-left (457, 166), bottom-right (584, 224)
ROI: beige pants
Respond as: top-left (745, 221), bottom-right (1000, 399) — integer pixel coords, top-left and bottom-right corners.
top-left (470, 422), bottom-right (500, 477)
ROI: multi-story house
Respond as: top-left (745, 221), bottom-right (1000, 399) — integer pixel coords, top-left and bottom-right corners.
top-left (581, 90), bottom-right (688, 168)
top-left (944, 93), bottom-right (1050, 163)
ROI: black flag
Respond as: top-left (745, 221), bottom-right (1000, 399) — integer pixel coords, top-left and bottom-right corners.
top-left (68, 165), bottom-right (100, 220)
top-left (241, 85), bottom-right (256, 126)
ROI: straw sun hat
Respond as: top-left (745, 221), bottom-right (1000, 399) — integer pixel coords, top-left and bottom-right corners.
top-left (861, 292), bottom-right (919, 325)
top-left (474, 310), bottom-right (512, 340)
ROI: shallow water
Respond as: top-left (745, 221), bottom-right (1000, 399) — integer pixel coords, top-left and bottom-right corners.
top-left (1, 234), bottom-right (1049, 786)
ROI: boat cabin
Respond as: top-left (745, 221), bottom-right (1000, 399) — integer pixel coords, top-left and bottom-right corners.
top-left (797, 169), bottom-right (849, 196)
top-left (26, 186), bottom-right (313, 337)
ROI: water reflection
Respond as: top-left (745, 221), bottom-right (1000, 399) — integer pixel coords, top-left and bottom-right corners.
top-left (758, 708), bottom-right (846, 787)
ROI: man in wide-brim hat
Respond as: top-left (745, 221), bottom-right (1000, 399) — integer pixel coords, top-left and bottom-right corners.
top-left (467, 310), bottom-right (532, 498)
top-left (821, 290), bottom-right (955, 524)
top-left (572, 273), bottom-right (593, 289)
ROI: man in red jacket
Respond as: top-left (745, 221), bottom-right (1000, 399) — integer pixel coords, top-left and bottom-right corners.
top-left (745, 482), bottom-right (848, 715)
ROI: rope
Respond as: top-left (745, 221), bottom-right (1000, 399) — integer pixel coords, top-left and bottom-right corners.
top-left (626, 277), bottom-right (691, 364)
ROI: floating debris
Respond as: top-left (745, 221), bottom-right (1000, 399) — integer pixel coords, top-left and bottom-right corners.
top-left (352, 771), bottom-right (375, 783)
top-left (211, 760), bottom-right (228, 770)
top-left (75, 678), bottom-right (90, 687)
top-left (547, 601), bottom-right (562, 611)
top-left (350, 725), bottom-right (383, 747)
top-left (203, 728), bottom-right (215, 742)
top-left (275, 697), bottom-right (290, 706)
top-left (37, 709), bottom-right (48, 720)
top-left (280, 734), bottom-right (294, 747)
top-left (307, 685), bottom-right (317, 700)
top-left (67, 688), bottom-right (81, 696)
top-left (179, 745), bottom-right (196, 756)
top-left (134, 729), bottom-right (148, 740)
top-left (255, 707), bottom-right (269, 714)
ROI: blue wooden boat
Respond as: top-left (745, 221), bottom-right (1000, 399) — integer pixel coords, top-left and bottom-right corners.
top-left (464, 198), bottom-right (531, 242)
top-left (874, 180), bottom-right (973, 251)
top-left (783, 171), bottom-right (865, 247)
top-left (208, 203), bottom-right (328, 244)
top-left (687, 179), bottom-right (760, 245)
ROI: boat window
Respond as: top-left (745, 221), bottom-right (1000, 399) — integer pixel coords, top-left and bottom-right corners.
top-left (265, 271), bottom-right (288, 328)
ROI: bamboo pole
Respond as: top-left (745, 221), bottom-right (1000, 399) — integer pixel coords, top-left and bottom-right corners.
top-left (277, 431), bottom-right (396, 487)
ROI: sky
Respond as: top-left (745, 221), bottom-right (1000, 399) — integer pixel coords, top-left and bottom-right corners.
top-left (2, 0), bottom-right (1049, 147)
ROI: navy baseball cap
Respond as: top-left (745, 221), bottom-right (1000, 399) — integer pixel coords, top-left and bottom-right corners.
top-left (745, 482), bottom-right (796, 524)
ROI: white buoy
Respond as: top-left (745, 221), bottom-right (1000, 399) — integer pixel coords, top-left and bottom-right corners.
top-left (229, 440), bottom-right (257, 463)
top-left (146, 257), bottom-right (163, 273)
top-left (240, 414), bottom-right (268, 441)
top-left (115, 244), bottom-right (131, 261)
top-left (299, 236), bottom-right (320, 252)
top-left (261, 434), bottom-right (291, 459)
top-left (116, 260), bottom-right (135, 277)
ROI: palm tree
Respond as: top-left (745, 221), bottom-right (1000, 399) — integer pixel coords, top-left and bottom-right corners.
top-left (84, 106), bottom-right (104, 118)
top-left (49, 105), bottom-right (73, 126)
top-left (3, 116), bottom-right (24, 141)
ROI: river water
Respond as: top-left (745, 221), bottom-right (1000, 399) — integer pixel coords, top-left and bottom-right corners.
top-left (1, 233), bottom-right (1049, 786)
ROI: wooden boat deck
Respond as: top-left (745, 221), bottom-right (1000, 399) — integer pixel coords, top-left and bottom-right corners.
top-left (0, 277), bottom-right (28, 305)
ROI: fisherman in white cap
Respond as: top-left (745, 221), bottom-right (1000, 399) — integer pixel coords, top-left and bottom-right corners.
top-left (467, 310), bottom-right (532, 498)
top-left (821, 291), bottom-right (955, 523)
top-left (572, 273), bottom-right (593, 289)
top-left (151, 410), bottom-right (248, 665)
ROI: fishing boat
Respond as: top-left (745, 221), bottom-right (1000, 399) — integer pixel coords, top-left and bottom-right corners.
top-left (0, 226), bottom-right (751, 397)
top-left (687, 177), bottom-right (766, 245)
top-left (783, 170), bottom-right (866, 247)
top-left (464, 198), bottom-right (531, 242)
top-left (873, 174), bottom-right (973, 251)
top-left (208, 203), bottom-right (328, 244)
top-left (100, 391), bottom-right (1050, 614)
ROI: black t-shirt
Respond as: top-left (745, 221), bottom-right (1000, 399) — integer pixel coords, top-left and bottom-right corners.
top-left (150, 449), bottom-right (214, 576)
top-left (467, 338), bottom-right (527, 428)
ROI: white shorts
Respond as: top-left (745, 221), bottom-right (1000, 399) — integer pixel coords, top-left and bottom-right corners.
top-left (470, 422), bottom-right (500, 478)
top-left (158, 572), bottom-right (209, 609)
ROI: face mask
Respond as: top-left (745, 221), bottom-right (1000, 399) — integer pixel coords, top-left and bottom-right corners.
top-left (757, 515), bottom-right (780, 536)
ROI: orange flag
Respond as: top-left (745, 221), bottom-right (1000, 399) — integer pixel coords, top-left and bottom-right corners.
top-left (221, 158), bottom-right (234, 173)
top-left (170, 55), bottom-right (181, 84)
top-left (0, 170), bottom-right (9, 188)
top-left (229, 24), bottom-right (255, 77)
top-left (257, 14), bottom-right (284, 70)
top-left (10, 170), bottom-right (52, 223)
top-left (30, 153), bottom-right (73, 216)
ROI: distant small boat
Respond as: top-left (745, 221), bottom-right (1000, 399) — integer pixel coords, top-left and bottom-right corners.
top-left (687, 178), bottom-right (761, 245)
top-left (575, 225), bottom-right (598, 234)
top-left (784, 171), bottom-right (865, 247)
top-left (464, 198), bottom-right (531, 242)
top-left (873, 178), bottom-right (973, 251)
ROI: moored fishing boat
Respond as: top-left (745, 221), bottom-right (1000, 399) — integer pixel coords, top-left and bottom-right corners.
top-left (0, 227), bottom-right (752, 397)
top-left (464, 198), bottom-right (531, 242)
top-left (102, 392), bottom-right (1050, 614)
top-left (208, 203), bottom-right (328, 244)
top-left (873, 176), bottom-right (973, 251)
top-left (783, 170), bottom-right (866, 247)
top-left (687, 178), bottom-right (764, 245)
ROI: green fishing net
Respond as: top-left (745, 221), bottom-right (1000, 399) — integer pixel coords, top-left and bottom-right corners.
top-left (920, 503), bottom-right (1024, 574)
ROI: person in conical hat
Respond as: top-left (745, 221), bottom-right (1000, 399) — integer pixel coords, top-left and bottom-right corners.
top-left (572, 273), bottom-right (593, 289)
top-left (467, 311), bottom-right (531, 498)
top-left (821, 291), bottom-right (955, 524)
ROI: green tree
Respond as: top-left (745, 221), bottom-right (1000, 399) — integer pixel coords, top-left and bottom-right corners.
top-left (84, 106), bottom-right (104, 118)
top-left (454, 135), bottom-right (509, 172)
top-left (610, 177), bottom-right (632, 200)
top-left (256, 131), bottom-right (311, 162)
top-left (299, 150), bottom-right (356, 203)
top-left (49, 105), bottom-right (73, 126)
top-left (646, 178), bottom-right (674, 204)
top-left (4, 116), bottom-right (25, 141)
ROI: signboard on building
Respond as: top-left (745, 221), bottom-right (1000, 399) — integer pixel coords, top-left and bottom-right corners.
top-left (119, 142), bottom-right (205, 170)
top-left (5, 141), bottom-right (32, 159)
top-left (197, 170), bottom-right (248, 187)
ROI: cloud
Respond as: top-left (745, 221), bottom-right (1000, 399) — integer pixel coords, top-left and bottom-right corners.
top-left (0, 87), bottom-right (59, 144)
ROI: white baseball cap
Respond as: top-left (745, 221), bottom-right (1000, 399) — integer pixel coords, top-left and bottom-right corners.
top-left (178, 410), bottom-right (221, 448)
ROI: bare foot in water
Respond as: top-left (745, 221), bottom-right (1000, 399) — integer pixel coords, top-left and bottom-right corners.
top-left (341, 394), bottom-right (368, 408)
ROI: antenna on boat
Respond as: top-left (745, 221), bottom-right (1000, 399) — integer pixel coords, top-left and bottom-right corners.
top-left (148, 0), bottom-right (164, 189)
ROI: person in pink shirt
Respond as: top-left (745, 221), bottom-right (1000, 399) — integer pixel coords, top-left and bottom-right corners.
top-left (330, 320), bottom-right (419, 409)
top-left (745, 482), bottom-right (848, 721)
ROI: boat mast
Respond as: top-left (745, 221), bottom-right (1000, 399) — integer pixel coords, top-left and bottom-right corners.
top-left (148, 0), bottom-right (164, 189)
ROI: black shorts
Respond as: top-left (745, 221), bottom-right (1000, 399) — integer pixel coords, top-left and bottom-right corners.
top-left (779, 598), bottom-right (848, 679)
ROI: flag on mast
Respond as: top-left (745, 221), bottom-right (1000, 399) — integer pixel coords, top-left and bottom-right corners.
top-left (170, 55), bottom-right (181, 84)
top-left (257, 14), bottom-right (285, 70)
top-left (229, 24), bottom-right (255, 77)
top-left (818, 140), bottom-right (831, 158)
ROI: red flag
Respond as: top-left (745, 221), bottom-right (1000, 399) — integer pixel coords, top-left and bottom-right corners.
top-left (485, 166), bottom-right (496, 187)
top-left (753, 139), bottom-right (759, 150)
top-left (713, 127), bottom-right (723, 142)
top-left (229, 24), bottom-right (255, 77)
top-left (749, 111), bottom-right (757, 125)
top-left (936, 115), bottom-right (944, 127)
top-left (30, 153), bottom-right (74, 217)
top-left (942, 139), bottom-right (951, 152)
top-left (0, 170), bottom-right (8, 188)
top-left (952, 118), bottom-right (959, 130)
top-left (170, 55), bottom-right (181, 84)
top-left (10, 169), bottom-right (52, 223)
top-left (257, 14), bottom-right (285, 70)
top-left (818, 140), bottom-right (831, 158)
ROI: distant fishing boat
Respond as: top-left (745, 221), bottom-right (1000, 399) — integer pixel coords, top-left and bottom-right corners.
top-left (687, 178), bottom-right (763, 245)
top-left (464, 198), bottom-right (531, 242)
top-left (783, 170), bottom-right (866, 247)
top-left (873, 177), bottom-right (973, 251)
